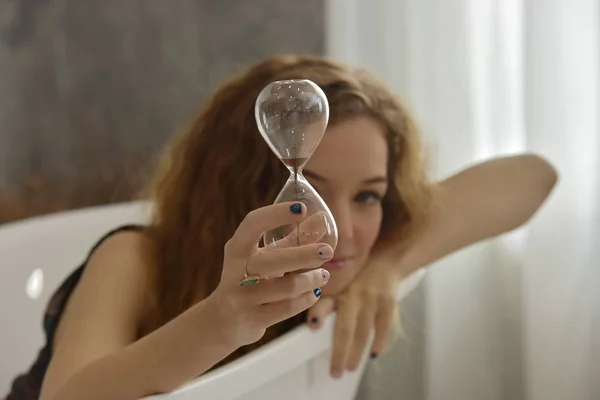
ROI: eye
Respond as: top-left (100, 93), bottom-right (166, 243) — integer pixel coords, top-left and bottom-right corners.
top-left (354, 191), bottom-right (383, 205)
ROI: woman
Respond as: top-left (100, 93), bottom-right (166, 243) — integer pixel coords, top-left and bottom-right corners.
top-left (5, 55), bottom-right (557, 400)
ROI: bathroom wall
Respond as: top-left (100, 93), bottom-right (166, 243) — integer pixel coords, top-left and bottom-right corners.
top-left (0, 0), bottom-right (324, 223)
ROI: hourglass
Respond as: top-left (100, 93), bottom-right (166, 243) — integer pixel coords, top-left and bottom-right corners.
top-left (255, 79), bottom-right (338, 250)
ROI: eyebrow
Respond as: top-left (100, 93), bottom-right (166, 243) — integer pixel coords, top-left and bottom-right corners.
top-left (303, 169), bottom-right (387, 184)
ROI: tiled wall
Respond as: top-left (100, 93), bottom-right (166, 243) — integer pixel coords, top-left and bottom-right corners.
top-left (0, 0), bottom-right (324, 223)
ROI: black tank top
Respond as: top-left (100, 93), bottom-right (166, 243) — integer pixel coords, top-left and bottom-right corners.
top-left (4, 225), bottom-right (144, 400)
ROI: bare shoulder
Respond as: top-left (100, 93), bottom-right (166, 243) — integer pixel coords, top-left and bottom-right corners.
top-left (74, 229), bottom-right (155, 302)
top-left (53, 229), bottom-right (156, 346)
top-left (43, 229), bottom-right (157, 398)
top-left (84, 229), bottom-right (155, 283)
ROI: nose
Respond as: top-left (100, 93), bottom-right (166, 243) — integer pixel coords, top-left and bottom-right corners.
top-left (329, 202), bottom-right (353, 245)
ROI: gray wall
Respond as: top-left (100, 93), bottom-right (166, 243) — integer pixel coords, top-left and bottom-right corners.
top-left (0, 0), bottom-right (324, 223)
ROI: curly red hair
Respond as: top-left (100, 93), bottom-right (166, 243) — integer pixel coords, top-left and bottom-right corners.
top-left (143, 54), bottom-right (433, 361)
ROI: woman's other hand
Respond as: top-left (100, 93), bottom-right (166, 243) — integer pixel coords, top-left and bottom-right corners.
top-left (306, 251), bottom-right (400, 378)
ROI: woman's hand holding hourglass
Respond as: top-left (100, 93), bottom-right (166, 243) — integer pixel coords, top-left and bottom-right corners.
top-left (208, 202), bottom-right (334, 347)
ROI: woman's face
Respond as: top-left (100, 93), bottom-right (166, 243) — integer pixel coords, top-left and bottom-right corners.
top-left (304, 116), bottom-right (389, 295)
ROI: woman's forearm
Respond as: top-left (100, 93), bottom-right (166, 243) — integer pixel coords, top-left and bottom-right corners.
top-left (46, 294), bottom-right (237, 400)
top-left (392, 154), bottom-right (558, 277)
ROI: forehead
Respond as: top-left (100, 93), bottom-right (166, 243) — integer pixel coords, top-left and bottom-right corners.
top-left (306, 116), bottom-right (388, 180)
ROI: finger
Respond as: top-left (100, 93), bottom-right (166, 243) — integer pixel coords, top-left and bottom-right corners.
top-left (248, 242), bottom-right (333, 277)
top-left (370, 301), bottom-right (395, 359)
top-left (227, 202), bottom-right (306, 255)
top-left (257, 287), bottom-right (324, 327)
top-left (306, 296), bottom-right (335, 329)
top-left (330, 299), bottom-right (359, 379)
top-left (346, 308), bottom-right (375, 371)
top-left (268, 211), bottom-right (329, 249)
top-left (244, 269), bottom-right (330, 304)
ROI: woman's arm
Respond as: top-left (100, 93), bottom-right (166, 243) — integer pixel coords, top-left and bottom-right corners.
top-left (306, 154), bottom-right (558, 376)
top-left (41, 233), bottom-right (238, 400)
top-left (393, 153), bottom-right (558, 276)
top-left (46, 297), bottom-right (237, 400)
top-left (42, 202), bottom-right (332, 400)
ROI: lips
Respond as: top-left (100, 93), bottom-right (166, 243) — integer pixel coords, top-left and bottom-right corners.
top-left (323, 257), bottom-right (351, 270)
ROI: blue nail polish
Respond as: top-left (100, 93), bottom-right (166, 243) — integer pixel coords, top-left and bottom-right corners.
top-left (313, 288), bottom-right (322, 298)
top-left (290, 203), bottom-right (302, 214)
top-left (370, 352), bottom-right (378, 359)
top-left (310, 317), bottom-right (319, 324)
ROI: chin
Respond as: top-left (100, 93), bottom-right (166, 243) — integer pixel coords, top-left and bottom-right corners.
top-left (320, 274), bottom-right (354, 296)
top-left (320, 284), bottom-right (344, 296)
top-left (320, 260), bottom-right (365, 295)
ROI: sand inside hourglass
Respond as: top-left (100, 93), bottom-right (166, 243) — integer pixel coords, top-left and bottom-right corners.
top-left (281, 157), bottom-right (308, 246)
top-left (255, 79), bottom-right (338, 250)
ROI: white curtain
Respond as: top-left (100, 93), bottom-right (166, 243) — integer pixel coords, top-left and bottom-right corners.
top-left (326, 1), bottom-right (599, 399)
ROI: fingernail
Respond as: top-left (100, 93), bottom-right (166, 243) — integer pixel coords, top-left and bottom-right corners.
top-left (331, 369), bottom-right (343, 379)
top-left (310, 317), bottom-right (319, 324)
top-left (321, 269), bottom-right (330, 282)
top-left (313, 288), bottom-right (322, 298)
top-left (317, 245), bottom-right (333, 259)
top-left (370, 352), bottom-right (378, 360)
top-left (290, 203), bottom-right (303, 214)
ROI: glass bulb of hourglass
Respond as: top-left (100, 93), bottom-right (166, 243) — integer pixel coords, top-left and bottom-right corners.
top-left (255, 79), bottom-right (338, 250)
